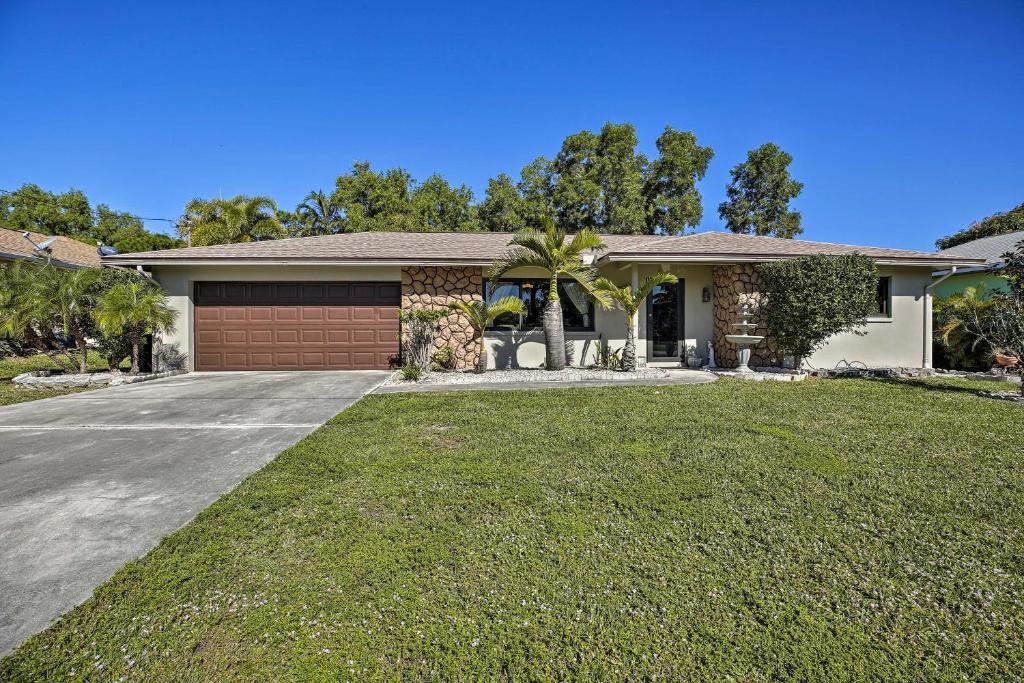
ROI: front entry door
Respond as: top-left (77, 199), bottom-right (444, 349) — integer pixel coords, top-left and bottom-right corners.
top-left (646, 279), bottom-right (684, 360)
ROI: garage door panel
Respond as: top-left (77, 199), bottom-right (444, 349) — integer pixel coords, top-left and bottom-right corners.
top-left (194, 281), bottom-right (399, 371)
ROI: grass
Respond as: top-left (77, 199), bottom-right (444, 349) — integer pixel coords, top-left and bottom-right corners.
top-left (0, 352), bottom-right (119, 406)
top-left (2, 377), bottom-right (1022, 680)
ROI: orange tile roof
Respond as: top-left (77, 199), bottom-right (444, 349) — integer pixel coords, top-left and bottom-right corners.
top-left (0, 227), bottom-right (101, 268)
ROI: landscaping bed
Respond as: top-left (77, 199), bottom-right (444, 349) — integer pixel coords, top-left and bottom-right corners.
top-left (383, 366), bottom-right (675, 387)
top-left (0, 353), bottom-right (121, 407)
top-left (2, 377), bottom-right (1021, 680)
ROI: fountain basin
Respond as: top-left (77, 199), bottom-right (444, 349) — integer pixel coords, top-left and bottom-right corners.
top-left (725, 334), bottom-right (764, 345)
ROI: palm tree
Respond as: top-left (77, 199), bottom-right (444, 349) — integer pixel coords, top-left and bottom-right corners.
top-left (595, 272), bottom-right (679, 371)
top-left (34, 266), bottom-right (106, 373)
top-left (185, 195), bottom-right (286, 246)
top-left (295, 190), bottom-right (344, 236)
top-left (0, 261), bottom-right (44, 347)
top-left (448, 296), bottom-right (526, 372)
top-left (489, 218), bottom-right (609, 370)
top-left (94, 280), bottom-right (177, 374)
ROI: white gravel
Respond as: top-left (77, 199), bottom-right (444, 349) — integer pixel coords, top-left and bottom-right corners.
top-left (383, 367), bottom-right (674, 387)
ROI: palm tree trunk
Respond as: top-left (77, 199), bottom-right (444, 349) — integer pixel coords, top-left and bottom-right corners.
top-left (76, 336), bottom-right (89, 374)
top-left (543, 299), bottom-right (566, 370)
top-left (475, 336), bottom-right (487, 373)
top-left (622, 322), bottom-right (636, 372)
top-left (130, 340), bottom-right (141, 375)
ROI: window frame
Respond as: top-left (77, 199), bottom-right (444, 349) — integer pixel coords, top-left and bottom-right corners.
top-left (873, 276), bottom-right (893, 319)
top-left (484, 278), bottom-right (596, 332)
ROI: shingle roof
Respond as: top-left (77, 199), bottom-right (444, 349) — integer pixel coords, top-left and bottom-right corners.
top-left (103, 230), bottom-right (983, 267)
top-left (602, 231), bottom-right (973, 264)
top-left (0, 227), bottom-right (101, 268)
top-left (939, 231), bottom-right (1024, 263)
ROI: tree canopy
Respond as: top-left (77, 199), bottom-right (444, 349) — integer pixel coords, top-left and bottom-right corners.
top-left (719, 143), bottom-right (804, 239)
top-left (481, 124), bottom-right (713, 235)
top-left (935, 201), bottom-right (1024, 250)
top-left (0, 183), bottom-right (184, 253)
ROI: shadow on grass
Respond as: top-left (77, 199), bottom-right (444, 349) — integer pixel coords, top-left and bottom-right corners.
top-left (828, 375), bottom-right (1014, 397)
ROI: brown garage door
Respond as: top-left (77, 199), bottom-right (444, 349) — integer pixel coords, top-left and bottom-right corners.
top-left (194, 281), bottom-right (399, 371)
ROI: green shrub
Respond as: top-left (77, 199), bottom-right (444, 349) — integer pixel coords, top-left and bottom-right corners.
top-left (400, 363), bottom-right (423, 382)
top-left (430, 346), bottom-right (455, 371)
top-left (757, 254), bottom-right (879, 368)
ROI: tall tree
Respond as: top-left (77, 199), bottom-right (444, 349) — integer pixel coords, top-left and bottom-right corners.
top-left (644, 127), bottom-right (714, 234)
top-left (179, 195), bottom-right (286, 246)
top-left (935, 201), bottom-right (1024, 250)
top-left (294, 190), bottom-right (344, 236)
top-left (484, 123), bottom-right (712, 235)
top-left (489, 218), bottom-right (610, 370)
top-left (411, 174), bottom-right (476, 232)
top-left (719, 143), bottom-right (804, 238)
top-left (0, 184), bottom-right (93, 237)
top-left (477, 174), bottom-right (530, 232)
top-left (1, 183), bottom-right (182, 252)
top-left (331, 162), bottom-right (419, 232)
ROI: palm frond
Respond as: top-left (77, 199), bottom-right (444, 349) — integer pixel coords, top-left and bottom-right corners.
top-left (485, 295), bottom-right (526, 322)
top-left (488, 247), bottom-right (548, 283)
top-left (565, 228), bottom-right (606, 257)
top-left (635, 272), bottom-right (679, 303)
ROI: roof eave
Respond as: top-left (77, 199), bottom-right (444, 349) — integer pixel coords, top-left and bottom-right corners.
top-left (101, 257), bottom-right (495, 267)
top-left (599, 253), bottom-right (988, 267)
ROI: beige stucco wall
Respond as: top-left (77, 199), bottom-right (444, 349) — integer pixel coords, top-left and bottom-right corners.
top-left (148, 261), bottom-right (932, 373)
top-left (150, 264), bottom-right (401, 371)
top-left (808, 266), bottom-right (931, 369)
top-left (484, 263), bottom-right (716, 369)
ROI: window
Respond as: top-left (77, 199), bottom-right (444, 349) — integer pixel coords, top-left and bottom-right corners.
top-left (875, 276), bottom-right (891, 317)
top-left (485, 279), bottom-right (594, 331)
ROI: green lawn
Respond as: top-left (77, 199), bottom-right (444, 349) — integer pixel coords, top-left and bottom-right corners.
top-left (0, 352), bottom-right (114, 406)
top-left (2, 378), bottom-right (1022, 680)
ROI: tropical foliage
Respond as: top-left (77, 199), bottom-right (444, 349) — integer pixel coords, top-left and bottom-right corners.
top-left (939, 243), bottom-right (1024, 393)
top-left (0, 261), bottom-right (176, 374)
top-left (934, 287), bottom-right (998, 370)
top-left (398, 308), bottom-right (447, 371)
top-left (0, 183), bottom-right (184, 252)
top-left (756, 254), bottom-right (879, 369)
top-left (448, 296), bottom-right (526, 372)
top-left (178, 195), bottom-right (286, 246)
top-left (489, 219), bottom-right (609, 370)
top-left (595, 272), bottom-right (679, 371)
top-left (935, 201), bottom-right (1024, 250)
top-left (719, 143), bottom-right (804, 238)
top-left (94, 280), bottom-right (177, 374)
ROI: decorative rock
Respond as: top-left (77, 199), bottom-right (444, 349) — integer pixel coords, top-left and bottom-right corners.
top-left (13, 369), bottom-right (186, 389)
top-left (712, 264), bottom-right (781, 368)
top-left (401, 266), bottom-right (484, 369)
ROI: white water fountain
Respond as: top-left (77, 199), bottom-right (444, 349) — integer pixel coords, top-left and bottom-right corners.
top-left (724, 303), bottom-right (764, 373)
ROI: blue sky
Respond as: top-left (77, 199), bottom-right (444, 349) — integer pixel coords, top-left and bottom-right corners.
top-left (1, 1), bottom-right (1021, 250)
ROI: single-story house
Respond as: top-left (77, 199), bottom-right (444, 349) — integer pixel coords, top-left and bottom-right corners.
top-left (933, 230), bottom-right (1024, 299)
top-left (103, 231), bottom-right (983, 372)
top-left (0, 227), bottom-right (102, 269)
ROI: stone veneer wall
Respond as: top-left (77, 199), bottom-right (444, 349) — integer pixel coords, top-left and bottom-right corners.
top-left (401, 266), bottom-right (484, 369)
top-left (712, 264), bottom-right (782, 368)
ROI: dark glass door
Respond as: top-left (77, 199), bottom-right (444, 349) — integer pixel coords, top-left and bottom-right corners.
top-left (646, 280), bottom-right (683, 359)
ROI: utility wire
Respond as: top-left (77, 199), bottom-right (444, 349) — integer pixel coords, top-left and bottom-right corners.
top-left (0, 188), bottom-right (178, 224)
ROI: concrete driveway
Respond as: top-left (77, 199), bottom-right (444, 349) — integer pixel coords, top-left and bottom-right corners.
top-left (0, 370), bottom-right (387, 655)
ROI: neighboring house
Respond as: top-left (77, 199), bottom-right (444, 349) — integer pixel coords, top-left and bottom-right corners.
top-left (103, 231), bottom-right (982, 372)
top-left (933, 230), bottom-right (1024, 299)
top-left (0, 226), bottom-right (102, 269)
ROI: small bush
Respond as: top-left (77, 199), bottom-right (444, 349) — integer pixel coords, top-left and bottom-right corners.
top-left (430, 346), bottom-right (455, 371)
top-left (400, 363), bottom-right (423, 382)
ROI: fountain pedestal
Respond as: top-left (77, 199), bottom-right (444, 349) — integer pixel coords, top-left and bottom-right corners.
top-left (724, 304), bottom-right (764, 373)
